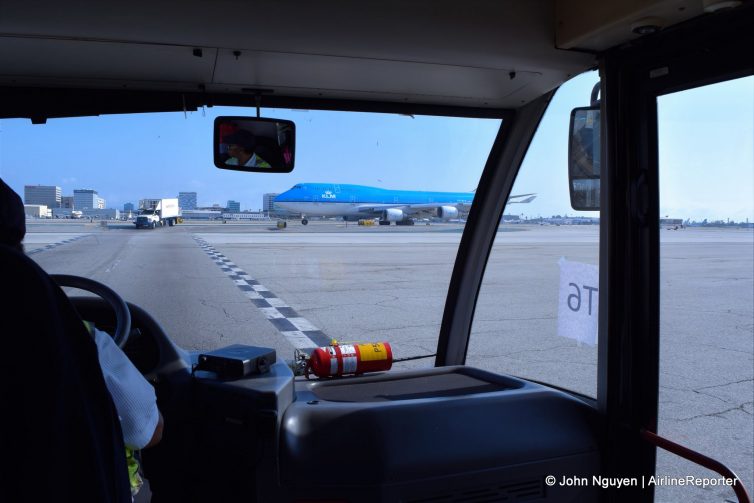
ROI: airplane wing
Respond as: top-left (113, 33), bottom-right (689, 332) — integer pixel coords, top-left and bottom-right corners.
top-left (352, 203), bottom-right (469, 221)
top-left (507, 193), bottom-right (537, 203)
top-left (355, 202), bottom-right (469, 214)
top-left (354, 204), bottom-right (406, 214)
top-left (354, 194), bottom-right (534, 219)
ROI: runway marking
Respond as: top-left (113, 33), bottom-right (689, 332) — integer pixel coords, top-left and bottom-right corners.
top-left (26, 234), bottom-right (90, 255)
top-left (105, 259), bottom-right (121, 273)
top-left (193, 235), bottom-right (330, 350)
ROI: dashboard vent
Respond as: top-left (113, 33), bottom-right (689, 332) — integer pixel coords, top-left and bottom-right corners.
top-left (406, 479), bottom-right (544, 502)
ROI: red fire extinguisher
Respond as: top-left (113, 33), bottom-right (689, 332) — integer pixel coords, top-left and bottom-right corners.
top-left (307, 342), bottom-right (393, 378)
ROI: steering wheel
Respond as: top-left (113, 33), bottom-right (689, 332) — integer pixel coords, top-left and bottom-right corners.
top-left (51, 274), bottom-right (132, 348)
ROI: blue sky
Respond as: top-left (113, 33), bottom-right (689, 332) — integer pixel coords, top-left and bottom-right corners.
top-left (0, 72), bottom-right (751, 221)
top-left (657, 77), bottom-right (754, 222)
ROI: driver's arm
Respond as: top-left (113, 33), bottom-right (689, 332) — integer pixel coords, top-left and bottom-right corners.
top-left (91, 326), bottom-right (163, 450)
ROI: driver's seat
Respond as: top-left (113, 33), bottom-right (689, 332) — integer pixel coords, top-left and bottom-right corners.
top-left (0, 243), bottom-right (132, 502)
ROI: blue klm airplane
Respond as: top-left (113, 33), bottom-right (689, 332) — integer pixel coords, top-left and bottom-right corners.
top-left (274, 183), bottom-right (536, 225)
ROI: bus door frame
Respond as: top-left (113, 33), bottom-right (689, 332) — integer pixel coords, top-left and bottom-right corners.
top-left (597, 5), bottom-right (754, 502)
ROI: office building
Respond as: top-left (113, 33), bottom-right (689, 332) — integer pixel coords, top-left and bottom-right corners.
top-left (97, 197), bottom-right (106, 209)
top-left (178, 192), bottom-right (197, 210)
top-left (264, 192), bottom-right (298, 217)
top-left (61, 196), bottom-right (74, 209)
top-left (24, 185), bottom-right (61, 208)
top-left (124, 202), bottom-right (135, 212)
top-left (73, 189), bottom-right (100, 210)
top-left (227, 200), bottom-right (241, 212)
top-left (263, 193), bottom-right (278, 215)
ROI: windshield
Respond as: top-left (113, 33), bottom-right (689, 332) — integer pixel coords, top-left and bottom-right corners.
top-left (1, 109), bottom-right (500, 367)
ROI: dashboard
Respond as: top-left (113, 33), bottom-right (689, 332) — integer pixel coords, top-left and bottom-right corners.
top-left (69, 295), bottom-right (602, 502)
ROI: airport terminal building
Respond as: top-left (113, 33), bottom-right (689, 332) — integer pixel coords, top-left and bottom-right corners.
top-left (222, 212), bottom-right (267, 220)
top-left (181, 209), bottom-right (222, 220)
top-left (82, 208), bottom-right (120, 219)
top-left (24, 204), bottom-right (50, 218)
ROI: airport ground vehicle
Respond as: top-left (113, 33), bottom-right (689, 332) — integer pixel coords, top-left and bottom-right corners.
top-left (0, 2), bottom-right (752, 502)
top-left (135, 199), bottom-right (180, 229)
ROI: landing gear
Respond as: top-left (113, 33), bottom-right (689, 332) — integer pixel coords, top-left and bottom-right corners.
top-left (378, 220), bottom-right (391, 226)
top-left (396, 219), bottom-right (415, 226)
top-left (302, 218), bottom-right (309, 225)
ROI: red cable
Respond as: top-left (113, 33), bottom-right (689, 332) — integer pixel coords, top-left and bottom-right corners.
top-left (640, 428), bottom-right (751, 503)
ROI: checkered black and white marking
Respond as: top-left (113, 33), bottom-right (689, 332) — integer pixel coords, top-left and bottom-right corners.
top-left (193, 236), bottom-right (330, 350)
top-left (26, 234), bottom-right (90, 255)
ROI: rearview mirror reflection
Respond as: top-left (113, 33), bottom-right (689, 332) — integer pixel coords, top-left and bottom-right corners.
top-left (568, 107), bottom-right (600, 211)
top-left (214, 117), bottom-right (295, 173)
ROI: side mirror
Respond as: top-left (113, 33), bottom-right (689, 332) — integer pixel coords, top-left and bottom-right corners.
top-left (568, 106), bottom-right (600, 211)
top-left (214, 117), bottom-right (295, 173)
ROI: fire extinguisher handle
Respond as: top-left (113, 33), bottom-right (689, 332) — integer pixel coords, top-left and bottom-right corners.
top-left (304, 360), bottom-right (312, 380)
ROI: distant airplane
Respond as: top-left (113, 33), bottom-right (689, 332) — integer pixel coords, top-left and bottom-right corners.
top-left (274, 183), bottom-right (536, 225)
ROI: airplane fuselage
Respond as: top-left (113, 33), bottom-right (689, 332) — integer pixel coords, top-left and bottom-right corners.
top-left (274, 183), bottom-right (474, 218)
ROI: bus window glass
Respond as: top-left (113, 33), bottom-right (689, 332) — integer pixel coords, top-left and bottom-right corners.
top-left (1, 110), bottom-right (498, 371)
top-left (469, 71), bottom-right (600, 397)
top-left (656, 76), bottom-right (754, 502)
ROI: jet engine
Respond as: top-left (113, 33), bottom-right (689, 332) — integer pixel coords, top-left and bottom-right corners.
top-left (382, 208), bottom-right (405, 222)
top-left (436, 206), bottom-right (458, 220)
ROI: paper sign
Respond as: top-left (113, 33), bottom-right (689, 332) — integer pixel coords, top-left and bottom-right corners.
top-left (557, 257), bottom-right (599, 346)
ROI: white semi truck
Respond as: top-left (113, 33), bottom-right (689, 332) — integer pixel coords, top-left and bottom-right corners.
top-left (135, 198), bottom-right (180, 229)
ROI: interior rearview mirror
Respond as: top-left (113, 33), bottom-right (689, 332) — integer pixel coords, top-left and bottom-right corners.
top-left (568, 107), bottom-right (600, 211)
top-left (214, 117), bottom-right (295, 173)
